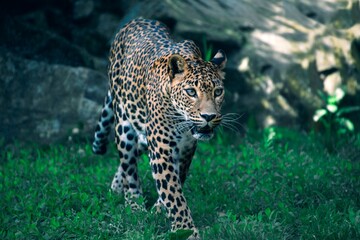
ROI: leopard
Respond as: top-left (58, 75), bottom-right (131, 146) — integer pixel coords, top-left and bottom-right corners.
top-left (92, 18), bottom-right (226, 239)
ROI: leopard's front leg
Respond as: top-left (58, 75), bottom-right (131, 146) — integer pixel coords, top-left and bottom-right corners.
top-left (149, 152), bottom-right (199, 239)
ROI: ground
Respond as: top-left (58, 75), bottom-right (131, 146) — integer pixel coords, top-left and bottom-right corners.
top-left (1, 128), bottom-right (360, 239)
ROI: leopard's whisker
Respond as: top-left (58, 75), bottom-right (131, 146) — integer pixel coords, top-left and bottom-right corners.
top-left (221, 113), bottom-right (244, 122)
top-left (175, 121), bottom-right (193, 133)
top-left (220, 121), bottom-right (242, 133)
top-left (187, 125), bottom-right (196, 134)
top-left (221, 120), bottom-right (243, 128)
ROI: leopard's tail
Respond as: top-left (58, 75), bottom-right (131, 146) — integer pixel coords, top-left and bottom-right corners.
top-left (92, 90), bottom-right (114, 155)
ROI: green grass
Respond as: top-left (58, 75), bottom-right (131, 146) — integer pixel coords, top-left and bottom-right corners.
top-left (1, 129), bottom-right (360, 239)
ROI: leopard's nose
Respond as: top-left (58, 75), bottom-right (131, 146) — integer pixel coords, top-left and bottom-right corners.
top-left (200, 113), bottom-right (216, 122)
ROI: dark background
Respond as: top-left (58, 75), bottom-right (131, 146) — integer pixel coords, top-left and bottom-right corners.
top-left (1, 0), bottom-right (359, 145)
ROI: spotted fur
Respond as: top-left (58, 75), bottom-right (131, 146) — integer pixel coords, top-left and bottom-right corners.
top-left (92, 18), bottom-right (226, 239)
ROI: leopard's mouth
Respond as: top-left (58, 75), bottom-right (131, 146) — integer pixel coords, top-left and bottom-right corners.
top-left (191, 125), bottom-right (214, 140)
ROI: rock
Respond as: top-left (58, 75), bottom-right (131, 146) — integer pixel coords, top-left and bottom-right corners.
top-left (73, 0), bottom-right (95, 20)
top-left (96, 13), bottom-right (122, 43)
top-left (134, 0), bottom-right (360, 128)
top-left (0, 16), bottom-right (96, 68)
top-left (0, 50), bottom-right (107, 144)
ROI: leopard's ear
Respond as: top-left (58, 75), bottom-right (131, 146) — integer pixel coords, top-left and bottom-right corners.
top-left (211, 49), bottom-right (227, 70)
top-left (168, 54), bottom-right (187, 80)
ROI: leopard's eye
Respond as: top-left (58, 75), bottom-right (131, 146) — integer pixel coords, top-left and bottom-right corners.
top-left (185, 88), bottom-right (197, 97)
top-left (214, 88), bottom-right (223, 97)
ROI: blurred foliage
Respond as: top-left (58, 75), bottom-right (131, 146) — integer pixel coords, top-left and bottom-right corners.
top-left (314, 88), bottom-right (360, 134)
top-left (312, 87), bottom-right (360, 151)
top-left (202, 36), bottom-right (213, 62)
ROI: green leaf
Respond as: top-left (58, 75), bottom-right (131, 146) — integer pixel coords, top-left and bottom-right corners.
top-left (336, 106), bottom-right (360, 117)
top-left (317, 90), bottom-right (328, 102)
top-left (50, 218), bottom-right (60, 228)
top-left (327, 96), bottom-right (338, 105)
top-left (340, 118), bottom-right (355, 132)
top-left (169, 229), bottom-right (194, 240)
top-left (313, 109), bottom-right (327, 122)
top-left (326, 104), bottom-right (338, 113)
top-left (227, 211), bottom-right (237, 222)
top-left (202, 36), bottom-right (213, 61)
top-left (265, 208), bottom-right (271, 218)
top-left (334, 88), bottom-right (345, 102)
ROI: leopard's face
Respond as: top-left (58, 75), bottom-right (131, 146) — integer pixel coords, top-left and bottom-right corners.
top-left (168, 53), bottom-right (226, 140)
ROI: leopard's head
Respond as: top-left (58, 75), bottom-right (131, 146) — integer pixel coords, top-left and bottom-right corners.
top-left (168, 50), bottom-right (227, 140)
